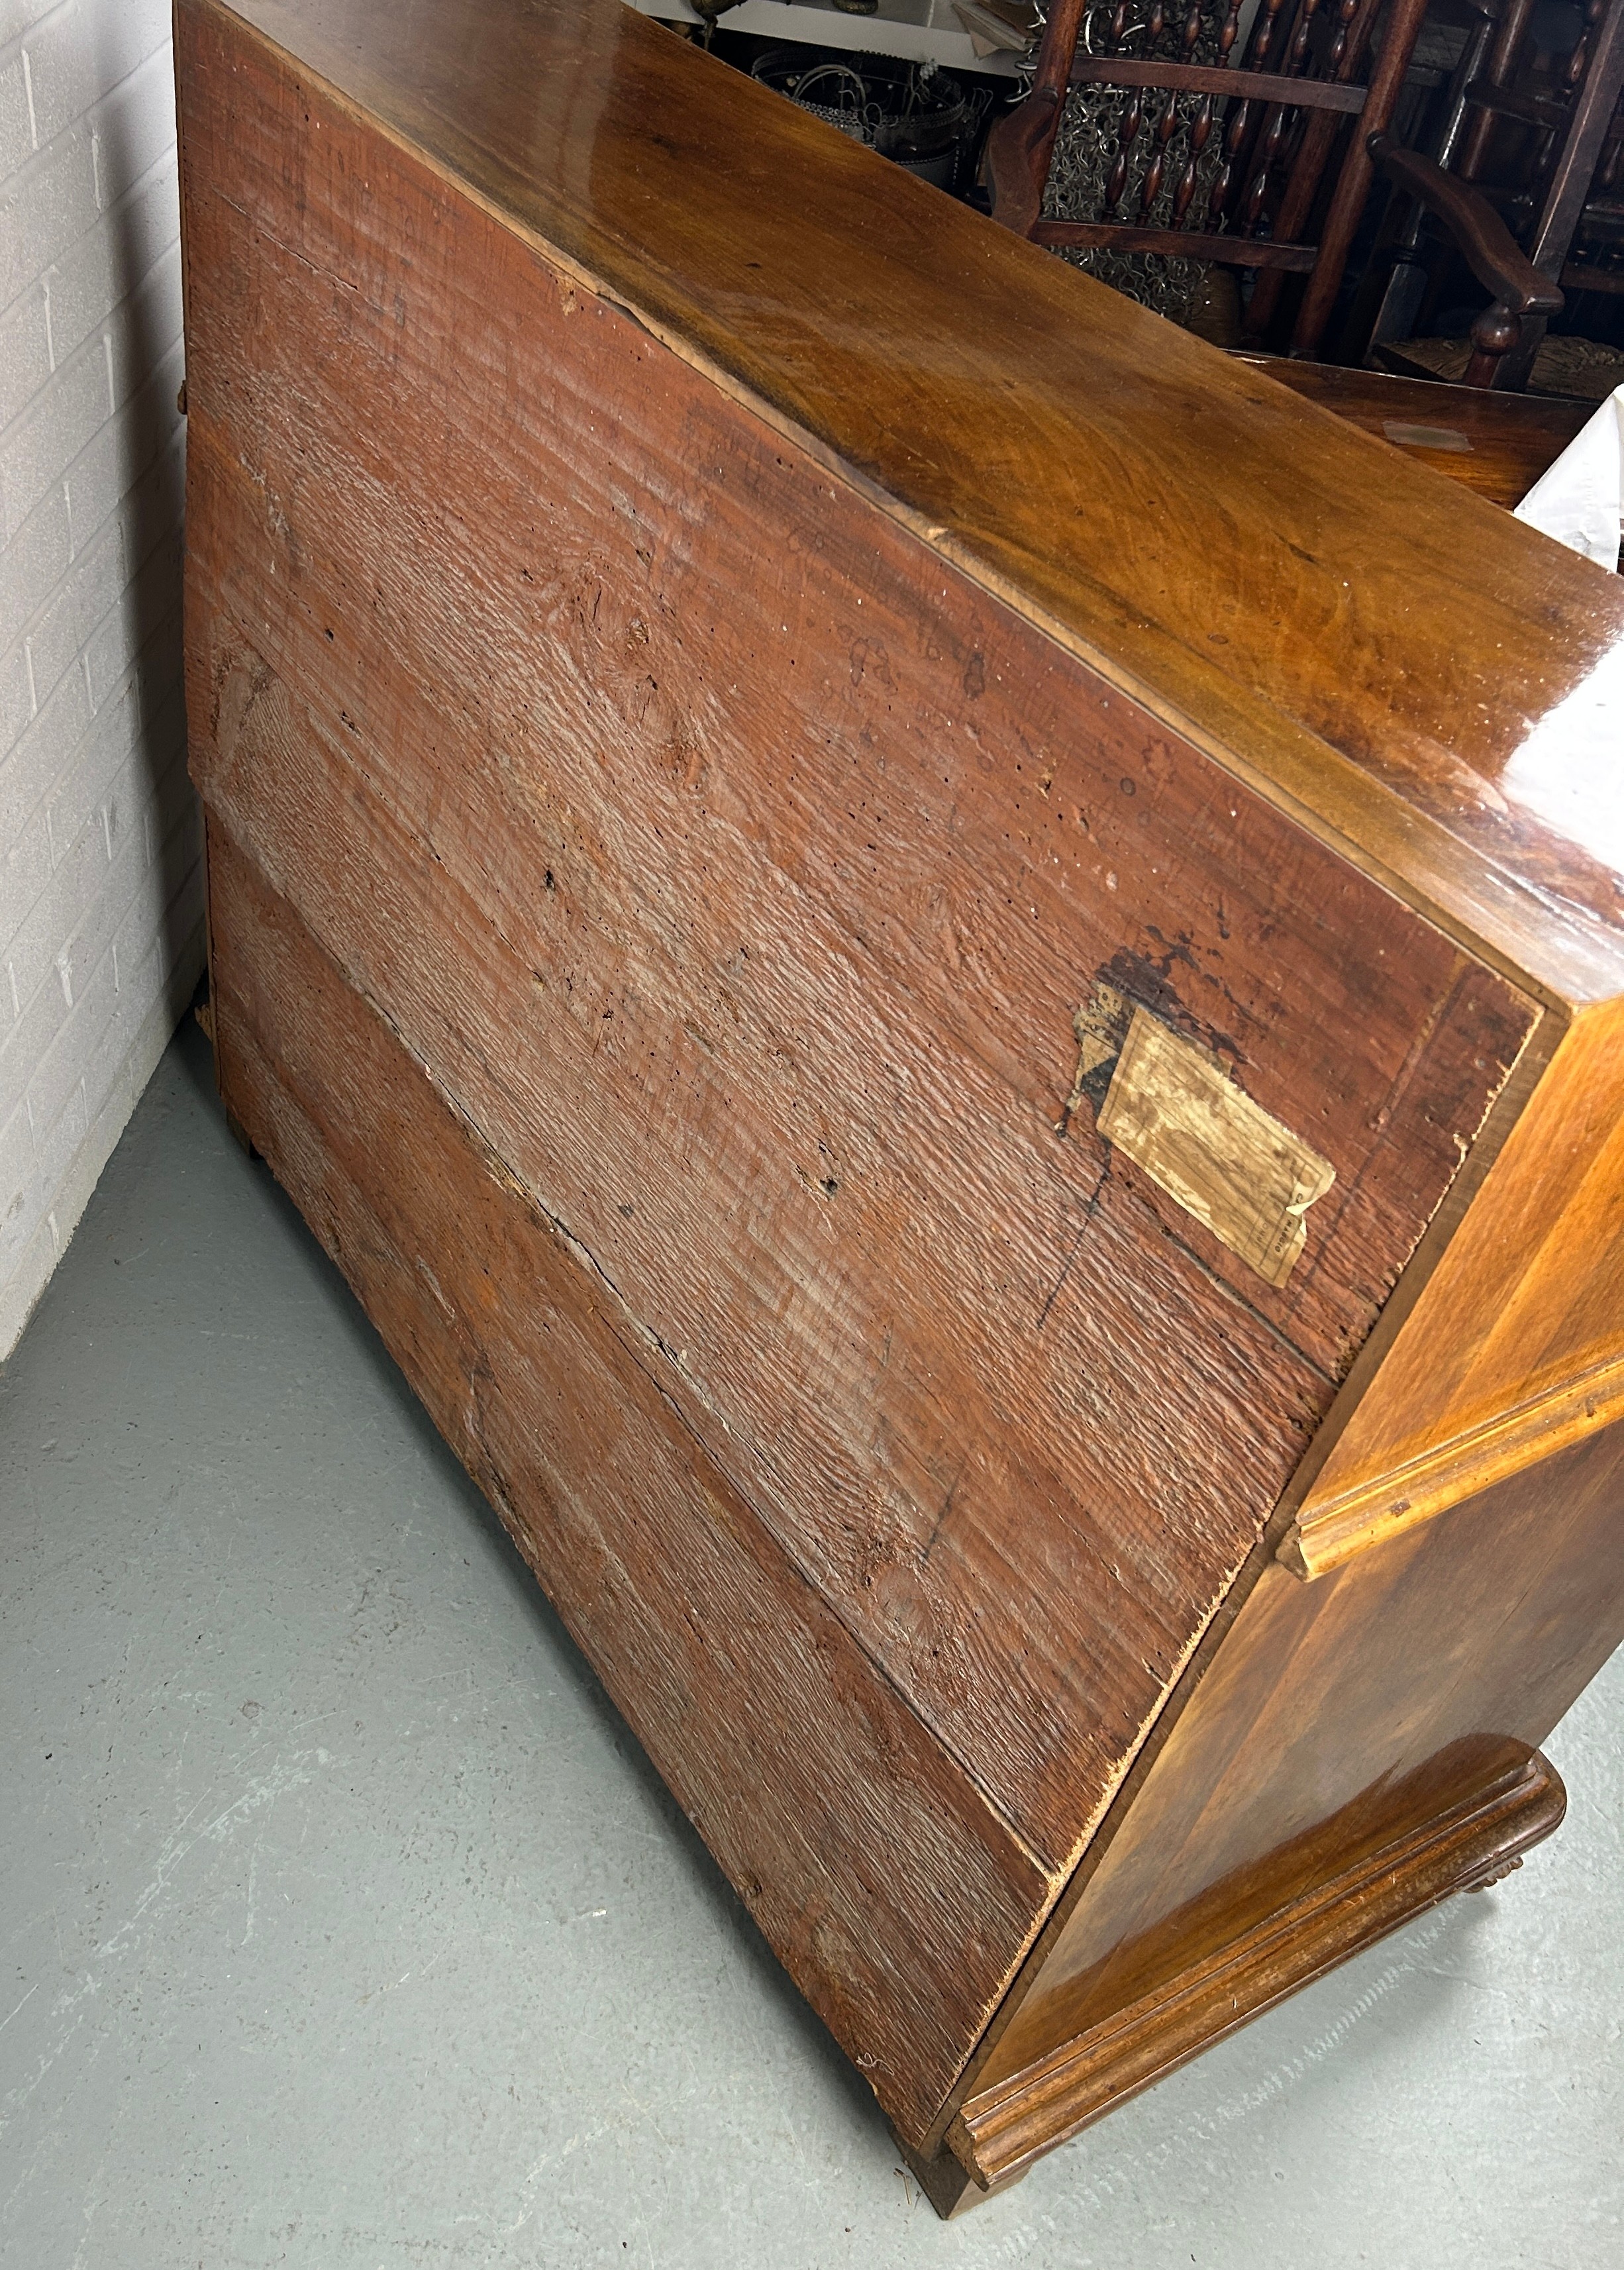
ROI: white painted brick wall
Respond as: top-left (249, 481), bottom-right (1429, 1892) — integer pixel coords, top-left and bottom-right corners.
top-left (0, 0), bottom-right (201, 1359)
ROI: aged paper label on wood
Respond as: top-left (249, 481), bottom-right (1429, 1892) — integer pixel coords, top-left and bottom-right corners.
top-left (1382, 421), bottom-right (1472, 454)
top-left (1098, 1007), bottom-right (1335, 1287)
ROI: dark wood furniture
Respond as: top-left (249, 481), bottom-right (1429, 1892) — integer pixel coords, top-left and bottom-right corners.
top-left (1248, 352), bottom-right (1589, 492)
top-left (177, 0), bottom-right (1624, 2214)
top-left (1368, 0), bottom-right (1624, 384)
top-left (986, 0), bottom-right (1441, 354)
top-left (1462, 0), bottom-right (1624, 310)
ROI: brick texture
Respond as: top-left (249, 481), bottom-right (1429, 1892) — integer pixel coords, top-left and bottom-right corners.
top-left (0, 0), bottom-right (201, 1358)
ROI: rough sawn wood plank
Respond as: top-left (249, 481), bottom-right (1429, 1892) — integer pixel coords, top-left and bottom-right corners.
top-left (206, 818), bottom-right (1052, 2147)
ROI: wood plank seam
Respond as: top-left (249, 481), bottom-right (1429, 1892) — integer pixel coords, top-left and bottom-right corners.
top-left (204, 829), bottom-right (1060, 2140)
top-left (176, 25), bottom-right (1573, 2137)
top-left (178, 0), bottom-right (1624, 2203)
top-left (291, 866), bottom-right (1053, 1887)
top-left (187, 260), bottom-right (1442, 1860)
top-left (205, 776), bottom-right (1094, 1918)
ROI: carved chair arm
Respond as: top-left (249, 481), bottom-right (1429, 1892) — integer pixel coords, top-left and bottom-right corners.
top-left (1369, 136), bottom-right (1564, 318)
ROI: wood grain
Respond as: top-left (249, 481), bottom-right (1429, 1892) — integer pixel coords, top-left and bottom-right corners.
top-left (946, 1747), bottom-right (1563, 2187)
top-left (176, 0), bottom-right (1624, 2205)
top-left (1284, 1347), bottom-right (1624, 1575)
top-left (205, 815), bottom-right (1052, 2146)
top-left (189, 598), bottom-right (1327, 1877)
top-left (199, 0), bottom-right (1624, 1007)
top-left (1238, 358), bottom-right (1590, 507)
top-left (1286, 996), bottom-right (1624, 1569)
top-left (178, 14), bottom-right (1545, 1870)
top-left (1299, 1003), bottom-right (1624, 1571)
top-left (950, 1415), bottom-right (1624, 2151)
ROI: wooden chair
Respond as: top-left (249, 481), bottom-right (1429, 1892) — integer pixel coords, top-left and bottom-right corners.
top-left (1364, 0), bottom-right (1624, 384)
top-left (986, 0), bottom-right (1454, 355)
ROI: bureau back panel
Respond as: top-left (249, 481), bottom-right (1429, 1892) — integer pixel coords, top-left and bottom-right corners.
top-left (179, 7), bottom-right (1539, 1885)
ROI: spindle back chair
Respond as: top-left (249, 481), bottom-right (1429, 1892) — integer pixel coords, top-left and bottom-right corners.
top-left (988, 0), bottom-right (1443, 355)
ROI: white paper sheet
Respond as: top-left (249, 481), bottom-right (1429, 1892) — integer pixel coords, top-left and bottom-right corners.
top-left (1513, 383), bottom-right (1624, 574)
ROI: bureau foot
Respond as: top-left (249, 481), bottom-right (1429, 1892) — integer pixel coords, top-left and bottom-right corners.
top-left (909, 1747), bottom-right (1563, 2216)
top-left (895, 2134), bottom-right (1025, 2218)
top-left (224, 1104), bottom-right (258, 1160)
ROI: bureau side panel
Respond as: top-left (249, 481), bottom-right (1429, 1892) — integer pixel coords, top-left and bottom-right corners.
top-left (203, 813), bottom-right (1051, 2145)
top-left (177, 12), bottom-right (1539, 1871)
top-left (1293, 1001), bottom-right (1624, 1569)
top-left (970, 1417), bottom-right (1624, 2107)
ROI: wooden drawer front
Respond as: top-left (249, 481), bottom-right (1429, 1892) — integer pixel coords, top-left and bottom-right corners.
top-left (181, 23), bottom-right (1537, 1872)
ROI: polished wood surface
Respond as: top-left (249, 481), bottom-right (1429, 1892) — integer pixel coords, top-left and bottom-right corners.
top-left (1238, 358), bottom-right (1590, 506)
top-left (943, 1750), bottom-right (1563, 2193)
top-left (927, 1415), bottom-right (1624, 2191)
top-left (1287, 996), bottom-right (1624, 1574)
top-left (179, 0), bottom-right (1624, 2211)
top-left (182, 0), bottom-right (1554, 1869)
top-left (209, 0), bottom-right (1624, 1008)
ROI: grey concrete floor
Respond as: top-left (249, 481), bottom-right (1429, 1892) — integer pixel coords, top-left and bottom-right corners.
top-left (2, 1017), bottom-right (1621, 2270)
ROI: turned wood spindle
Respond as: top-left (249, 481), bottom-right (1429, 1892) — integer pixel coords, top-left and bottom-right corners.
top-left (1217, 0), bottom-right (1290, 221)
top-left (1140, 93), bottom-right (1183, 216)
top-left (1105, 90), bottom-right (1145, 213)
top-left (1569, 0), bottom-right (1605, 92)
top-left (1327, 0), bottom-right (1361, 77)
top-left (1168, 0), bottom-right (1214, 223)
top-left (1204, 0), bottom-right (1248, 219)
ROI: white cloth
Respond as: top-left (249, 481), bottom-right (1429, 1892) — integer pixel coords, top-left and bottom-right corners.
top-left (1513, 382), bottom-right (1624, 574)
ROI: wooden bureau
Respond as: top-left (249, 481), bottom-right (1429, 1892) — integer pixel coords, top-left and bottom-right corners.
top-left (176, 0), bottom-right (1624, 2212)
